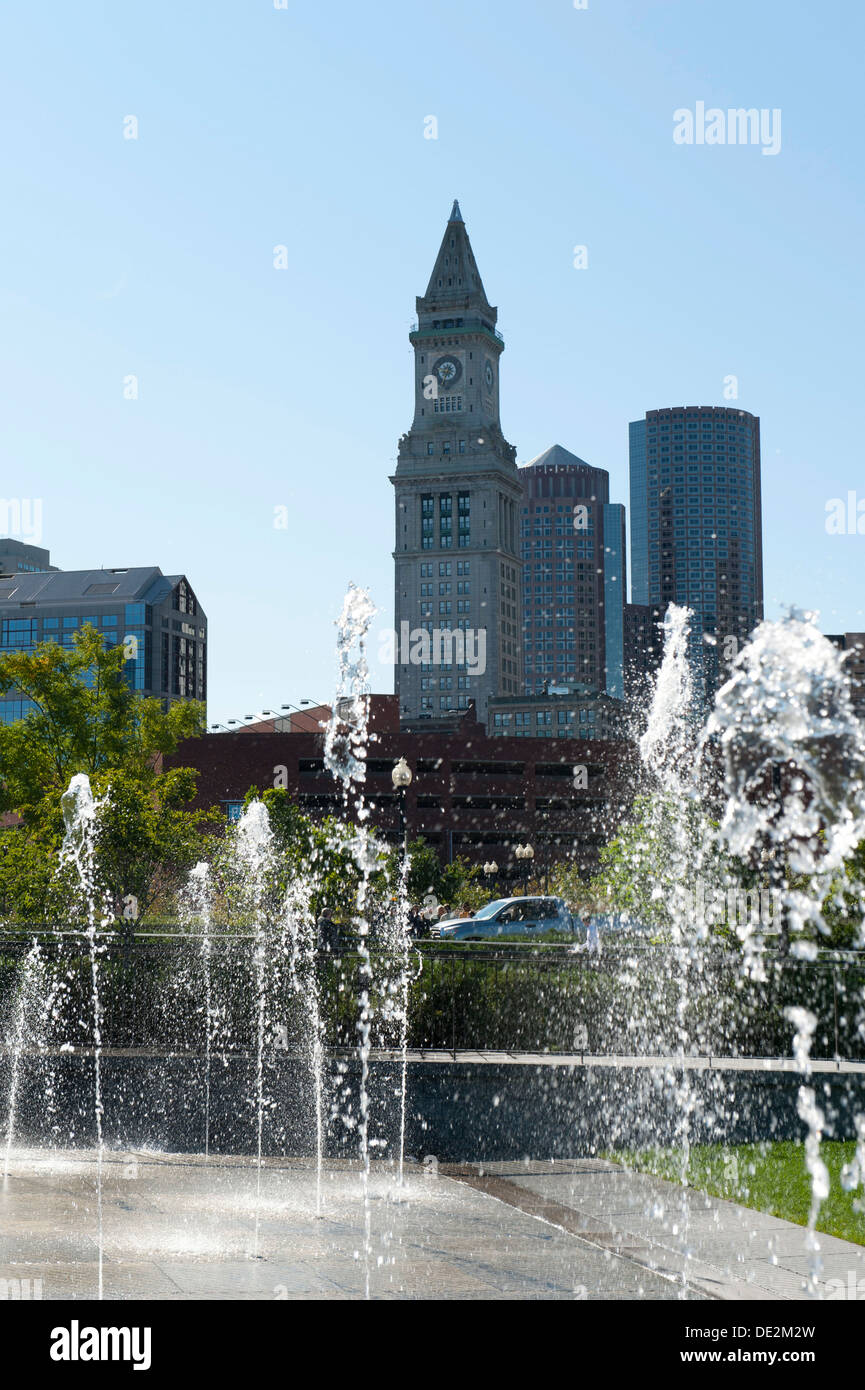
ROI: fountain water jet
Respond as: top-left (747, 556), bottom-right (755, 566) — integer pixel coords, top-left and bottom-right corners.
top-left (59, 772), bottom-right (112, 1300)
top-left (232, 799), bottom-right (276, 1257)
top-left (280, 878), bottom-right (326, 1216)
top-left (181, 861), bottom-right (215, 1159)
top-left (706, 609), bottom-right (865, 1294)
top-left (637, 604), bottom-right (712, 1295)
top-left (2, 938), bottom-right (42, 1183)
top-left (324, 582), bottom-right (380, 1298)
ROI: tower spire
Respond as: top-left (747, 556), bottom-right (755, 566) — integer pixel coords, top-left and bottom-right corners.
top-left (419, 202), bottom-right (494, 313)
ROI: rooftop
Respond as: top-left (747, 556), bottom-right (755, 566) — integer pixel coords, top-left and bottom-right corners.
top-left (0, 567), bottom-right (187, 608)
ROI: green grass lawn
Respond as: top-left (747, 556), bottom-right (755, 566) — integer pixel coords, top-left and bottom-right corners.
top-left (610, 1141), bottom-right (865, 1246)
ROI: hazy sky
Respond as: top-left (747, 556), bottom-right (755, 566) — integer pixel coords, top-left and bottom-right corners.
top-left (2, 0), bottom-right (863, 723)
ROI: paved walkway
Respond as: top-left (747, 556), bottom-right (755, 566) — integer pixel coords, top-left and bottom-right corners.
top-left (1, 1150), bottom-right (861, 1300)
top-left (446, 1159), bottom-right (865, 1301)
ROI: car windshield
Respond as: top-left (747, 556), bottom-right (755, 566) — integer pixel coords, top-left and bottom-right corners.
top-left (472, 899), bottom-right (512, 920)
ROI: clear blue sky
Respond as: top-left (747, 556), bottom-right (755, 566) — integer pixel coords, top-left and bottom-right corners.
top-left (2, 0), bottom-right (862, 723)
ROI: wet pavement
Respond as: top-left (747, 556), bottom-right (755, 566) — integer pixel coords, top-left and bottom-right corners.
top-left (0, 1150), bottom-right (860, 1300)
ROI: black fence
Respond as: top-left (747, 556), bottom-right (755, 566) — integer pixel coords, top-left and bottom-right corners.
top-left (0, 931), bottom-right (863, 1059)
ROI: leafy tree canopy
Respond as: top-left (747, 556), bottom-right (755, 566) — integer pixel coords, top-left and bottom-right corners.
top-left (0, 626), bottom-right (215, 923)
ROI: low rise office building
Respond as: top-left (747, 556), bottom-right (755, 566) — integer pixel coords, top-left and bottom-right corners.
top-left (0, 566), bottom-right (207, 722)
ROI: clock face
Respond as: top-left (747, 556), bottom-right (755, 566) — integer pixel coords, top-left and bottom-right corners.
top-left (434, 354), bottom-right (462, 387)
top-left (484, 360), bottom-right (495, 390)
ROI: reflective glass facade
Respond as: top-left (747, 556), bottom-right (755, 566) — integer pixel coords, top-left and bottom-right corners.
top-left (0, 570), bottom-right (206, 723)
top-left (628, 407), bottom-right (763, 701)
top-left (520, 451), bottom-right (626, 698)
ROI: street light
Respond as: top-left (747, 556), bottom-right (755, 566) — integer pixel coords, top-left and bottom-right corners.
top-left (483, 860), bottom-right (497, 896)
top-left (391, 757), bottom-right (413, 856)
top-left (515, 843), bottom-right (534, 894)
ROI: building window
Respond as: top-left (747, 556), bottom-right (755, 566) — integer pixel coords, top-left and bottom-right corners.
top-left (172, 582), bottom-right (196, 617)
top-left (421, 493), bottom-right (435, 550)
top-left (1, 618), bottom-right (37, 650)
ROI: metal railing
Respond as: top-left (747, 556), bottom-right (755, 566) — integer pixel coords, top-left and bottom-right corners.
top-left (1, 932), bottom-right (862, 1061)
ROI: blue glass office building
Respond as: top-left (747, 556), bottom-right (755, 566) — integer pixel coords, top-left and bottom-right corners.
top-left (629, 406), bottom-right (763, 699)
top-left (0, 566), bottom-right (206, 723)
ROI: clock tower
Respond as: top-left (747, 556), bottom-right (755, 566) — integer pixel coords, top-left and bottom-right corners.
top-left (392, 202), bottom-right (523, 725)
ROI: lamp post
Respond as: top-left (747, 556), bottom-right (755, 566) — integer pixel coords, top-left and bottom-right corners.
top-left (769, 761), bottom-right (790, 957)
top-left (515, 843), bottom-right (534, 895)
top-left (391, 757), bottom-right (413, 857)
top-left (483, 860), bottom-right (497, 898)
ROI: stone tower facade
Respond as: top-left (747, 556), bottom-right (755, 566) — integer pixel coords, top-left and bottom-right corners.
top-left (391, 202), bottom-right (523, 725)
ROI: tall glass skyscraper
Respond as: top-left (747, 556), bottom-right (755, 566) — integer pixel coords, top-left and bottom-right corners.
top-left (519, 445), bottom-right (626, 698)
top-left (629, 406), bottom-right (763, 701)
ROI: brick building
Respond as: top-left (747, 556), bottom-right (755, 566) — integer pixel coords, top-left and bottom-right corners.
top-left (828, 633), bottom-right (865, 718)
top-left (173, 700), bottom-right (639, 884)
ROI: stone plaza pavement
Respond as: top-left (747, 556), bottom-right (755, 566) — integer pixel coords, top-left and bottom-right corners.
top-left (0, 1150), bottom-right (862, 1300)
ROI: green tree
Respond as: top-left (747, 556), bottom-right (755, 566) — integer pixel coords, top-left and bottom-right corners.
top-left (820, 839), bottom-right (865, 949)
top-left (205, 786), bottom-right (367, 925)
top-left (0, 626), bottom-right (215, 923)
top-left (580, 793), bottom-right (736, 939)
top-left (375, 838), bottom-right (487, 912)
